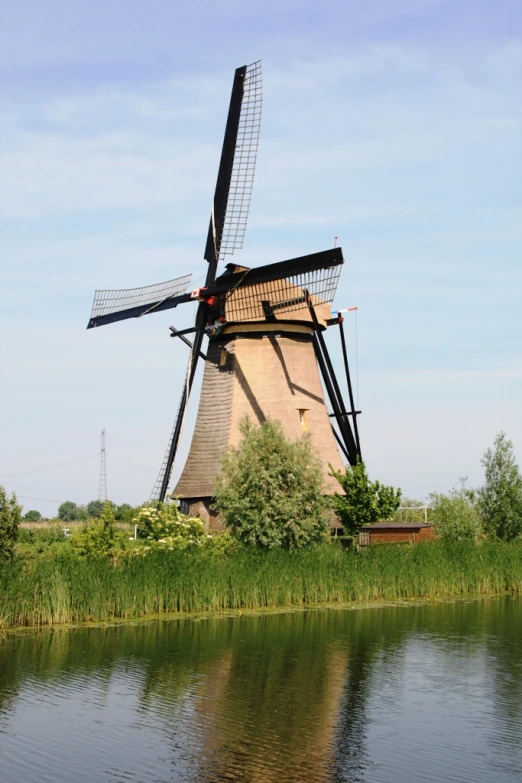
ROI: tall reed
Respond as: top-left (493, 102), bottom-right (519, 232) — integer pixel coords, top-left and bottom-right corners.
top-left (1, 541), bottom-right (521, 629)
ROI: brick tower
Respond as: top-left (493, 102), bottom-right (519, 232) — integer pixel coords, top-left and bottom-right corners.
top-left (173, 266), bottom-right (348, 526)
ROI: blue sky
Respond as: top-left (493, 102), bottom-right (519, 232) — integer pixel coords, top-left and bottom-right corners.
top-left (1, 0), bottom-right (521, 515)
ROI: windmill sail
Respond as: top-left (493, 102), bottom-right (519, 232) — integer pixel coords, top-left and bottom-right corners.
top-left (204, 61), bottom-right (262, 283)
top-left (88, 273), bottom-right (192, 328)
top-left (154, 62), bottom-right (263, 500)
top-left (149, 357), bottom-right (191, 503)
top-left (217, 61), bottom-right (262, 262)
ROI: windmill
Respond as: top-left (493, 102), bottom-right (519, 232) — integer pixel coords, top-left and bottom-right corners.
top-left (87, 61), bottom-right (362, 522)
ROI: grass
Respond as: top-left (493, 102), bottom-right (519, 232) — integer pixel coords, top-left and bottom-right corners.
top-left (1, 540), bottom-right (521, 629)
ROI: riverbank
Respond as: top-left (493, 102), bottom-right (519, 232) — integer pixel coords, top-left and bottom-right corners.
top-left (1, 540), bottom-right (521, 629)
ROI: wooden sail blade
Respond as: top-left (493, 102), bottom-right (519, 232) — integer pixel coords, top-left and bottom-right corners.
top-left (87, 274), bottom-right (192, 329)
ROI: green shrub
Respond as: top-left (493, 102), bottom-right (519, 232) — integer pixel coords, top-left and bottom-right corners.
top-left (17, 526), bottom-right (66, 546)
top-left (430, 491), bottom-right (482, 542)
top-left (133, 503), bottom-right (208, 552)
top-left (214, 417), bottom-right (328, 550)
top-left (0, 486), bottom-right (21, 561)
top-left (330, 460), bottom-right (402, 534)
top-left (70, 501), bottom-right (123, 558)
top-left (206, 530), bottom-right (242, 556)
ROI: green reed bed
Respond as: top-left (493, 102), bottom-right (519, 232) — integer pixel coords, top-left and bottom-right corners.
top-left (1, 540), bottom-right (521, 628)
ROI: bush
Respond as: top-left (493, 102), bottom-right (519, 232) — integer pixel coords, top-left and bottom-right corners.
top-left (70, 501), bottom-right (123, 558)
top-left (214, 417), bottom-right (328, 550)
top-left (0, 486), bottom-right (22, 560)
top-left (115, 503), bottom-right (135, 523)
top-left (478, 432), bottom-right (522, 541)
top-left (330, 460), bottom-right (402, 535)
top-left (430, 491), bottom-right (482, 542)
top-left (17, 526), bottom-right (66, 546)
top-left (134, 503), bottom-right (208, 552)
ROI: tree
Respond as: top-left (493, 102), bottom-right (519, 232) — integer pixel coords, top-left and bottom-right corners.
top-left (430, 491), bottom-right (482, 542)
top-left (24, 509), bottom-right (42, 522)
top-left (392, 497), bottom-right (429, 524)
top-left (58, 501), bottom-right (79, 521)
top-left (86, 500), bottom-right (103, 518)
top-left (0, 485), bottom-right (22, 560)
top-left (115, 503), bottom-right (134, 523)
top-left (478, 432), bottom-right (522, 541)
top-left (76, 505), bottom-right (89, 521)
top-left (330, 460), bottom-right (402, 535)
top-left (214, 417), bottom-right (328, 549)
top-left (86, 499), bottom-right (116, 518)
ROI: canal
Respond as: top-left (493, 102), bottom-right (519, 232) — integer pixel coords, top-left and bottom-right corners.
top-left (1, 596), bottom-right (521, 782)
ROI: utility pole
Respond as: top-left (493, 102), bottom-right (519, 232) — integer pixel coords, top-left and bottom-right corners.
top-left (99, 429), bottom-right (107, 502)
top-left (458, 476), bottom-right (468, 493)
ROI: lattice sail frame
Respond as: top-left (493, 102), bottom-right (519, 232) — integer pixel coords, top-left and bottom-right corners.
top-left (218, 61), bottom-right (262, 261)
top-left (90, 274), bottom-right (192, 320)
top-left (224, 264), bottom-right (342, 323)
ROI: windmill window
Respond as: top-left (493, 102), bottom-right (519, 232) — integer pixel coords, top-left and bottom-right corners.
top-left (298, 409), bottom-right (309, 430)
top-left (220, 348), bottom-right (227, 367)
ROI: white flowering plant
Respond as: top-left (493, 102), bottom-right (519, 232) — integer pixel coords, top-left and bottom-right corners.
top-left (133, 503), bottom-right (209, 552)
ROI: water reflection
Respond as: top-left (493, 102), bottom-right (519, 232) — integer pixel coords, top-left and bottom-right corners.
top-left (0, 598), bottom-right (521, 782)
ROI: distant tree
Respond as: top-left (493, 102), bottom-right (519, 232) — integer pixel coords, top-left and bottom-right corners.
top-left (392, 497), bottom-right (430, 524)
top-left (0, 485), bottom-right (22, 560)
top-left (478, 432), bottom-right (522, 541)
top-left (86, 500), bottom-right (116, 518)
top-left (23, 509), bottom-right (42, 522)
top-left (330, 460), bottom-right (402, 535)
top-left (214, 417), bottom-right (328, 549)
top-left (86, 500), bottom-right (103, 518)
top-left (58, 501), bottom-right (79, 521)
top-left (430, 491), bottom-right (482, 542)
top-left (115, 503), bottom-right (134, 523)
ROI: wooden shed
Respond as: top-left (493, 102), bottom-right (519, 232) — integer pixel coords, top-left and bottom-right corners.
top-left (359, 522), bottom-right (435, 547)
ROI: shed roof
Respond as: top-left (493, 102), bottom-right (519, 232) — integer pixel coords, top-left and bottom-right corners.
top-left (360, 522), bottom-right (433, 531)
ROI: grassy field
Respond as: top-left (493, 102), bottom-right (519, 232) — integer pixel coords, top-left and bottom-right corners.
top-left (1, 539), bottom-right (521, 629)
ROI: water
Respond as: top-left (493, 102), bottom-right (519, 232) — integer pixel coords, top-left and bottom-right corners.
top-left (1, 597), bottom-right (522, 782)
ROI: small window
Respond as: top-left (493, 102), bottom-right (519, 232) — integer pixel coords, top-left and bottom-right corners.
top-left (220, 348), bottom-right (227, 367)
top-left (298, 409), bottom-right (309, 430)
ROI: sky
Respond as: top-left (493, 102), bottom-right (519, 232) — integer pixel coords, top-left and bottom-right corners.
top-left (1, 0), bottom-right (521, 515)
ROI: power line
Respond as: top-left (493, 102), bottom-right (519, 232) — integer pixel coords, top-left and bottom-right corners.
top-left (13, 493), bottom-right (76, 505)
top-left (2, 481), bottom-right (93, 500)
top-left (459, 476), bottom-right (469, 492)
top-left (0, 454), bottom-right (99, 478)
